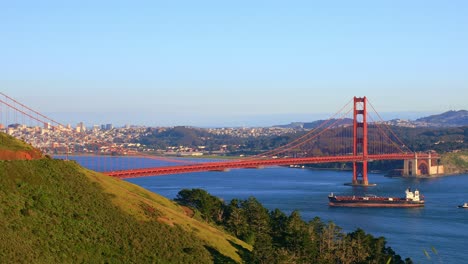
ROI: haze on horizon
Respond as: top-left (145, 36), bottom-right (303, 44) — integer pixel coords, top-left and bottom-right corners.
top-left (1, 1), bottom-right (467, 126)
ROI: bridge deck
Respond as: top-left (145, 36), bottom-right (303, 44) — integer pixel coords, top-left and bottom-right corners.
top-left (104, 153), bottom-right (436, 179)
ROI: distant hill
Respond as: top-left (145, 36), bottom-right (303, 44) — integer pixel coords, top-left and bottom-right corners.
top-left (415, 110), bottom-right (468, 127)
top-left (0, 132), bottom-right (250, 263)
top-left (275, 118), bottom-right (353, 129)
top-left (277, 110), bottom-right (468, 129)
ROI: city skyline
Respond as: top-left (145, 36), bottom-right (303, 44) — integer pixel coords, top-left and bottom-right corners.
top-left (1, 1), bottom-right (467, 126)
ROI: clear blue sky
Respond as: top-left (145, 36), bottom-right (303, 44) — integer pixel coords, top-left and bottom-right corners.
top-left (1, 1), bottom-right (467, 126)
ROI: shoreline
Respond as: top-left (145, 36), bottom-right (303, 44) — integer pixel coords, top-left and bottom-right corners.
top-left (385, 171), bottom-right (468, 179)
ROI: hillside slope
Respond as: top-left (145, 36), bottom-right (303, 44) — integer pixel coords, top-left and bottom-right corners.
top-left (441, 150), bottom-right (468, 174)
top-left (0, 133), bottom-right (42, 160)
top-left (0, 135), bottom-right (250, 263)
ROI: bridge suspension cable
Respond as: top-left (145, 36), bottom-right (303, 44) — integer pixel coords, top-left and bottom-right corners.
top-left (247, 98), bottom-right (354, 159)
top-left (0, 92), bottom-right (65, 128)
top-left (367, 99), bottom-right (413, 153)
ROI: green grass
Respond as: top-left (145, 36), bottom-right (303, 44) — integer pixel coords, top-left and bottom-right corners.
top-left (81, 166), bottom-right (251, 260)
top-left (0, 133), bottom-right (35, 151)
top-left (0, 133), bottom-right (250, 263)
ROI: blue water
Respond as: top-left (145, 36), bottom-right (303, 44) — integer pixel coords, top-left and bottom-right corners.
top-left (65, 156), bottom-right (468, 263)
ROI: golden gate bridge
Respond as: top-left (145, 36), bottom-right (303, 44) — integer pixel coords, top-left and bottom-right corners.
top-left (0, 92), bottom-right (440, 186)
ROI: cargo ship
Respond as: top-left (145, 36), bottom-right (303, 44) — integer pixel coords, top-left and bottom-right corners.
top-left (328, 188), bottom-right (424, 208)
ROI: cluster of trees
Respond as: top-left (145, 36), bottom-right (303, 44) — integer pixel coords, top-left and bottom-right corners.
top-left (392, 126), bottom-right (468, 153)
top-left (175, 188), bottom-right (413, 264)
top-left (139, 126), bottom-right (244, 151)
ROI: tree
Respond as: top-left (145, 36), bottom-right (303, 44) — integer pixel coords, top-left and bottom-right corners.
top-left (346, 228), bottom-right (408, 264)
top-left (269, 209), bottom-right (288, 248)
top-left (318, 221), bottom-right (343, 263)
top-left (273, 248), bottom-right (298, 264)
top-left (241, 197), bottom-right (271, 244)
top-left (284, 211), bottom-right (307, 253)
top-left (241, 197), bottom-right (270, 233)
top-left (251, 233), bottom-right (275, 264)
top-left (225, 199), bottom-right (247, 237)
top-left (174, 189), bottom-right (224, 223)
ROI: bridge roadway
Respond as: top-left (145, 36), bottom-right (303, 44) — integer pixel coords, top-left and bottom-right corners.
top-left (104, 153), bottom-right (435, 179)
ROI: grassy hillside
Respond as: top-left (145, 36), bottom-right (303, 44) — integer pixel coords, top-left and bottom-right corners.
top-left (0, 135), bottom-right (250, 263)
top-left (441, 150), bottom-right (468, 174)
top-left (0, 133), bottom-right (35, 151)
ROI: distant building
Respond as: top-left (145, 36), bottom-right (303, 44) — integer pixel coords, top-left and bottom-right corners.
top-left (77, 122), bottom-right (86, 133)
top-left (105, 124), bottom-right (113, 130)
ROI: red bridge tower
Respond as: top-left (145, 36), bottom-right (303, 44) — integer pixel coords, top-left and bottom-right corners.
top-left (351, 96), bottom-right (373, 186)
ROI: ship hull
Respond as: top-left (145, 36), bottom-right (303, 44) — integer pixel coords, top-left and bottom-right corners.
top-left (328, 197), bottom-right (424, 208)
top-left (328, 201), bottom-right (424, 207)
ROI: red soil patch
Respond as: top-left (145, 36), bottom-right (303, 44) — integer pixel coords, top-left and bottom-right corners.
top-left (157, 217), bottom-right (175, 226)
top-left (181, 206), bottom-right (195, 218)
top-left (0, 149), bottom-right (43, 160)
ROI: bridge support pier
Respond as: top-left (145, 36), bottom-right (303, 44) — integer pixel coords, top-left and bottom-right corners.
top-left (347, 160), bottom-right (375, 186)
top-left (403, 153), bottom-right (444, 176)
top-left (403, 154), bottom-right (418, 176)
top-left (352, 161), bottom-right (369, 186)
